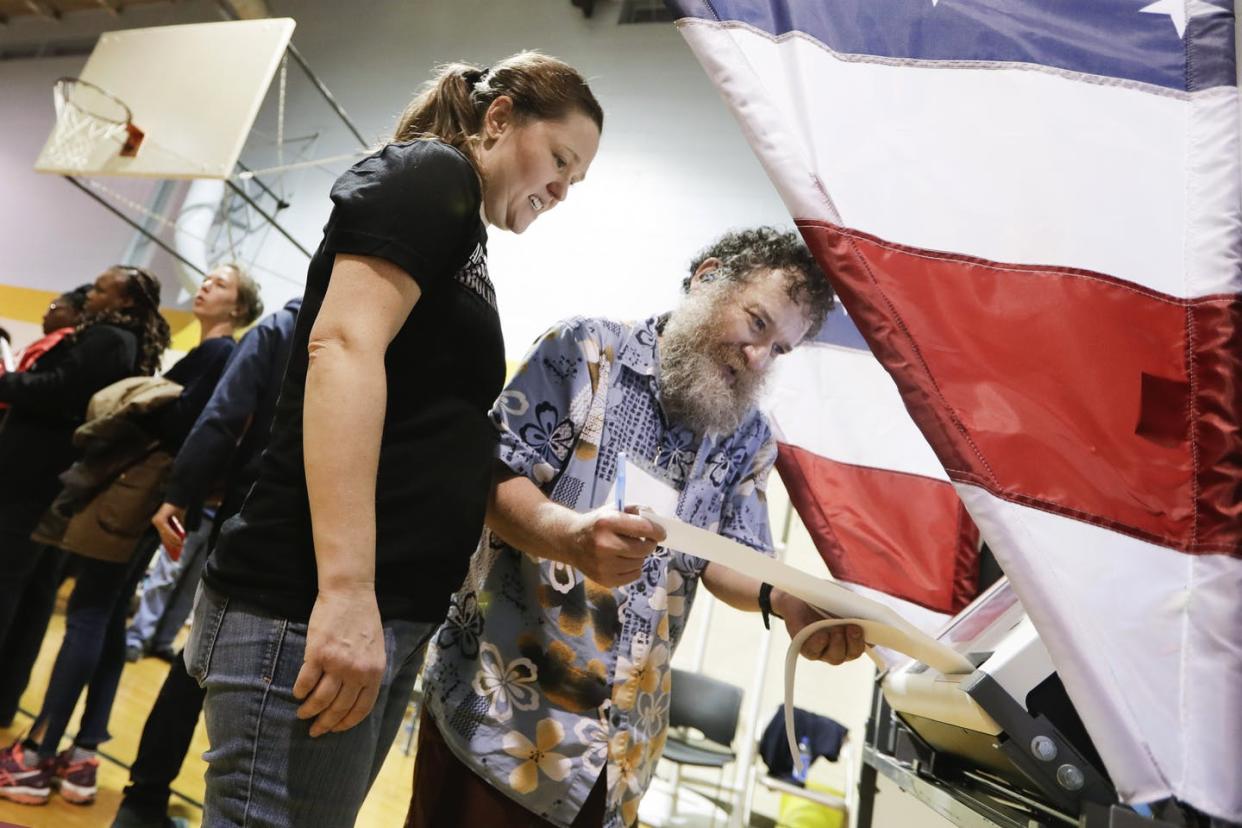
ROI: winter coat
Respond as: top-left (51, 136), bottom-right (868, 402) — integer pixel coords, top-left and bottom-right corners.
top-left (33, 376), bottom-right (181, 563)
top-left (0, 324), bottom-right (139, 534)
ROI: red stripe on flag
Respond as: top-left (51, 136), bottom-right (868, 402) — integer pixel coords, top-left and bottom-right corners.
top-left (798, 220), bottom-right (1242, 556)
top-left (776, 443), bottom-right (980, 613)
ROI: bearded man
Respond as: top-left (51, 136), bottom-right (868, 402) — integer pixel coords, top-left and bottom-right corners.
top-left (408, 228), bottom-right (866, 828)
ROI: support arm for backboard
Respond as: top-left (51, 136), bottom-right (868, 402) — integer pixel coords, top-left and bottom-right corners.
top-left (285, 42), bottom-right (369, 149)
top-left (65, 175), bottom-right (207, 277)
top-left (235, 160), bottom-right (289, 210)
top-left (215, 0), bottom-right (369, 149)
top-left (224, 179), bottom-right (312, 259)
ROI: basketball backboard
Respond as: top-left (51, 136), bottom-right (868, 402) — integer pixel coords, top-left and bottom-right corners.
top-left (34, 17), bottom-right (296, 179)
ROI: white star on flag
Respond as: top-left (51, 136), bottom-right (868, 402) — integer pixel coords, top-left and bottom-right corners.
top-left (1141, 0), bottom-right (1217, 40)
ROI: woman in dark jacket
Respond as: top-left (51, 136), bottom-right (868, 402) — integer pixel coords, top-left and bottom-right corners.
top-left (0, 282), bottom-right (91, 726)
top-left (0, 265), bottom-right (168, 797)
top-left (0, 266), bottom-right (169, 650)
top-left (0, 264), bottom-right (261, 809)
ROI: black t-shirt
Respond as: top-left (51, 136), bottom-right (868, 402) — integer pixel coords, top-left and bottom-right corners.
top-left (157, 335), bottom-right (236, 452)
top-left (204, 140), bottom-right (505, 623)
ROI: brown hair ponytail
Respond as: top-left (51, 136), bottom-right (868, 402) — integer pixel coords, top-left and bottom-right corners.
top-left (393, 51), bottom-right (603, 166)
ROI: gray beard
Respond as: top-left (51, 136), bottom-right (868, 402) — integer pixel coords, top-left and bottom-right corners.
top-left (658, 283), bottom-right (766, 435)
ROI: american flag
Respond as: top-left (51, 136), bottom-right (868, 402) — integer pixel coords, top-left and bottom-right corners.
top-left (668, 0), bottom-right (1242, 820)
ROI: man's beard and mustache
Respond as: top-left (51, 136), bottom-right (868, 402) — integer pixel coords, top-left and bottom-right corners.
top-left (659, 282), bottom-right (768, 435)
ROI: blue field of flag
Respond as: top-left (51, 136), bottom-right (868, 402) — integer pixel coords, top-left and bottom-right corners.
top-left (666, 0), bottom-right (1235, 92)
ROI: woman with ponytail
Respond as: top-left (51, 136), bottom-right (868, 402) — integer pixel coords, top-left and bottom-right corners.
top-left (192, 51), bottom-right (602, 826)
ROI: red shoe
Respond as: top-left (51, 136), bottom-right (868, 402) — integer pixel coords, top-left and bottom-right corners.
top-left (51, 748), bottom-right (98, 804)
top-left (0, 740), bottom-right (51, 805)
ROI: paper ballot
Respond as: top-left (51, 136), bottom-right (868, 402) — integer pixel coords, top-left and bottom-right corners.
top-left (638, 508), bottom-right (974, 677)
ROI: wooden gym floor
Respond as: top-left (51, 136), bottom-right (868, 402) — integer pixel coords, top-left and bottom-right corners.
top-left (0, 582), bottom-right (418, 828)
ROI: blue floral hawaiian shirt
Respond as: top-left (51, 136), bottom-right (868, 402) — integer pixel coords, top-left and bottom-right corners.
top-left (422, 315), bottom-right (777, 828)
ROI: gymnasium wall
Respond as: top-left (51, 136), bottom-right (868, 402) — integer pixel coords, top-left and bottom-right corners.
top-left (0, 0), bottom-right (791, 359)
top-left (0, 3), bottom-right (947, 822)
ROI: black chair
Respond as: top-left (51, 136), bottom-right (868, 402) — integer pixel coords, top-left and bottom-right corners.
top-left (661, 668), bottom-right (745, 825)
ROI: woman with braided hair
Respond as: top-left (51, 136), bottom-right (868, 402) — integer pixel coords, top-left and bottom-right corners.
top-left (0, 265), bottom-right (169, 802)
top-left (0, 265), bottom-right (168, 646)
top-left (0, 263), bottom-right (264, 810)
top-left (75, 265), bottom-right (171, 378)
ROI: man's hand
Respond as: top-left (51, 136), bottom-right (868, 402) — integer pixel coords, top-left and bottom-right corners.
top-left (293, 586), bottom-right (386, 738)
top-left (562, 506), bottom-right (666, 588)
top-left (773, 588), bottom-right (867, 665)
top-left (151, 502), bottom-right (187, 560)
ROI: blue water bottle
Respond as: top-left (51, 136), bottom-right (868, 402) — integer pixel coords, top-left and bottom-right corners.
top-left (792, 735), bottom-right (813, 784)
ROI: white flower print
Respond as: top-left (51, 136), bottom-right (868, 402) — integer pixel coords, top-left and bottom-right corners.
top-left (647, 585), bottom-right (667, 612)
top-left (634, 690), bottom-right (670, 737)
top-left (548, 560), bottom-right (579, 594)
top-left (498, 388), bottom-right (529, 416)
top-left (614, 640), bottom-right (669, 711)
top-left (659, 568), bottom-right (686, 617)
top-left (503, 718), bottom-right (572, 794)
top-left (573, 701), bottom-right (610, 774)
top-left (472, 642), bottom-right (539, 722)
top-left (533, 462), bottom-right (556, 484)
top-left (607, 730), bottom-right (645, 824)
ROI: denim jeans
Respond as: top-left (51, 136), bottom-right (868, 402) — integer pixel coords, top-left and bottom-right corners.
top-left (127, 512), bottom-right (214, 652)
top-left (115, 650), bottom-right (205, 825)
top-left (0, 544), bottom-right (67, 726)
top-left (187, 584), bottom-right (433, 828)
top-left (30, 534), bottom-right (159, 760)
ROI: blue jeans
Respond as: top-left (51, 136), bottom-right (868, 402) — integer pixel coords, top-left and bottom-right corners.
top-left (0, 544), bottom-right (67, 726)
top-left (127, 512), bottom-right (214, 652)
top-left (31, 535), bottom-right (160, 760)
top-left (186, 584), bottom-right (432, 828)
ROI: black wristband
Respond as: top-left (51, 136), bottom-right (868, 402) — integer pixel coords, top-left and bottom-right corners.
top-left (759, 582), bottom-right (781, 630)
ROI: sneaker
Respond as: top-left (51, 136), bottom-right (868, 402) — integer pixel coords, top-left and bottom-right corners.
top-left (125, 643), bottom-right (145, 662)
top-left (51, 747), bottom-right (98, 804)
top-left (0, 740), bottom-right (51, 805)
top-left (110, 802), bottom-right (191, 828)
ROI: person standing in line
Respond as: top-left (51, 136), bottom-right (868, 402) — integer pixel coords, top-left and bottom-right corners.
top-left (190, 51), bottom-right (604, 827)
top-left (0, 284), bottom-right (91, 386)
top-left (110, 296), bottom-right (302, 828)
top-left (0, 283), bottom-right (92, 726)
top-left (0, 265), bottom-right (169, 802)
top-left (0, 265), bottom-right (260, 807)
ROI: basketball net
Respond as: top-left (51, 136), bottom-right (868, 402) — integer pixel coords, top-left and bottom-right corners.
top-left (44, 77), bottom-right (145, 173)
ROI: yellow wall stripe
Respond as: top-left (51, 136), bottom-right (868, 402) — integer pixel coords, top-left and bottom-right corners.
top-left (5, 282), bottom-right (520, 376)
top-left (1, 282), bottom-right (202, 352)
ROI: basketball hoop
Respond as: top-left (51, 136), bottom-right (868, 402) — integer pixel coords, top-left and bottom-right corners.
top-left (44, 77), bottom-right (145, 173)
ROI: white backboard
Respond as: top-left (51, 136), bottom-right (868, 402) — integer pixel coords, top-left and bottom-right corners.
top-left (34, 18), bottom-right (296, 180)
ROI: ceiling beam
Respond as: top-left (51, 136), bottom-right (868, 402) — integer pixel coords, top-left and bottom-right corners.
top-left (23, 0), bottom-right (61, 21)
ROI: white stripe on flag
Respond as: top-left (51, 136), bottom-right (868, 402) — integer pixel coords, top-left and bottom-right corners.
top-left (767, 341), bottom-right (945, 480)
top-left (955, 483), bottom-right (1242, 815)
top-left (678, 19), bottom-right (1241, 299)
top-left (678, 13), bottom-right (1241, 819)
